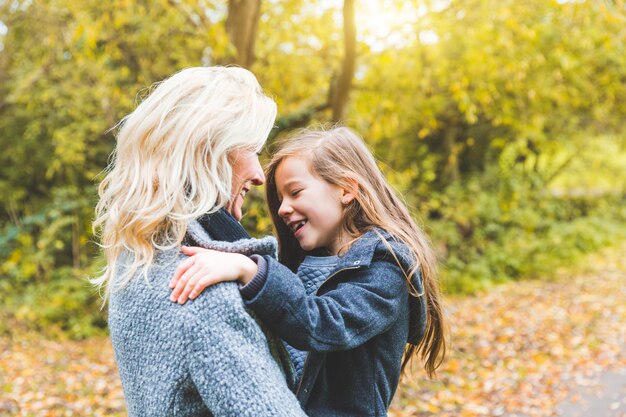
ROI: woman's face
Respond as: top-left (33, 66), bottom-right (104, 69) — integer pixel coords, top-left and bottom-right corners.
top-left (227, 148), bottom-right (265, 221)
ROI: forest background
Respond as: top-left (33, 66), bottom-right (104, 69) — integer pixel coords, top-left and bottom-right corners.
top-left (0, 0), bottom-right (625, 342)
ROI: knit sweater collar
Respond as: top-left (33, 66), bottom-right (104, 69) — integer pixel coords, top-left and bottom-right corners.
top-left (196, 208), bottom-right (249, 242)
top-left (186, 208), bottom-right (277, 258)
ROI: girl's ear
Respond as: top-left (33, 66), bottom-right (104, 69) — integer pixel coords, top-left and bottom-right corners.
top-left (341, 179), bottom-right (358, 205)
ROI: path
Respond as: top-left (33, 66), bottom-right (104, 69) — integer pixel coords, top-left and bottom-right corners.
top-left (556, 367), bottom-right (626, 417)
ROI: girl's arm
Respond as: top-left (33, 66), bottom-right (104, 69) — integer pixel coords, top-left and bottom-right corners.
top-left (243, 254), bottom-right (408, 352)
top-left (169, 246), bottom-right (258, 303)
top-left (170, 244), bottom-right (409, 353)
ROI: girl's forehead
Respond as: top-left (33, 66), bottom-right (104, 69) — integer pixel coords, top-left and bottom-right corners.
top-left (276, 156), bottom-right (309, 175)
top-left (275, 156), bottom-right (315, 184)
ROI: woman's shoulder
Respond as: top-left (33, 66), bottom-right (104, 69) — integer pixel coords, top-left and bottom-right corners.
top-left (111, 248), bottom-right (244, 312)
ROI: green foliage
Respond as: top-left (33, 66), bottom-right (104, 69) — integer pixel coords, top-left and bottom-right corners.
top-left (0, 186), bottom-right (96, 285)
top-left (423, 174), bottom-right (626, 294)
top-left (353, 0), bottom-right (626, 187)
top-left (0, 266), bottom-right (107, 339)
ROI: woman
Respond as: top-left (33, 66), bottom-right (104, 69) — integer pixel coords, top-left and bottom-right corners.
top-left (93, 67), bottom-right (305, 416)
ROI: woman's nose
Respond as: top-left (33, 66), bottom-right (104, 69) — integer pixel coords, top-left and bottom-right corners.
top-left (251, 157), bottom-right (265, 186)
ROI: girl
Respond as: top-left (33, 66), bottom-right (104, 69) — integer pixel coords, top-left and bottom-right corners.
top-left (170, 127), bottom-right (447, 416)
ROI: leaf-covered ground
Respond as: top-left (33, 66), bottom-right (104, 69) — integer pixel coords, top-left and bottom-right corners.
top-left (1, 244), bottom-right (624, 417)
top-left (390, 243), bottom-right (626, 417)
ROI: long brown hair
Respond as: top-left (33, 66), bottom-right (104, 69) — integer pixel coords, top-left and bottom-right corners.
top-left (265, 126), bottom-right (446, 377)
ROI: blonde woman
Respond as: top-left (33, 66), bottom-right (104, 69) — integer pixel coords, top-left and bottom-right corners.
top-left (93, 67), bottom-right (305, 417)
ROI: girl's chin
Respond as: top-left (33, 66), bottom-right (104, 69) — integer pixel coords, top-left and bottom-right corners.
top-left (297, 239), bottom-right (322, 253)
top-left (296, 237), bottom-right (315, 252)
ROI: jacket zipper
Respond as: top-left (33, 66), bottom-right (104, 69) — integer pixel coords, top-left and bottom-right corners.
top-left (295, 265), bottom-right (361, 397)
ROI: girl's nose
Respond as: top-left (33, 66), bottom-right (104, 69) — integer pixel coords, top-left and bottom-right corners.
top-left (277, 200), bottom-right (293, 217)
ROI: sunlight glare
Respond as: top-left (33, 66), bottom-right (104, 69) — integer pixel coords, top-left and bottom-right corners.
top-left (419, 30), bottom-right (439, 45)
top-left (355, 0), bottom-right (426, 51)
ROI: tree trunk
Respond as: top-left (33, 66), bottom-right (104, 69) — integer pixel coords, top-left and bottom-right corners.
top-left (226, 0), bottom-right (261, 68)
top-left (256, 0), bottom-right (357, 140)
top-left (330, 0), bottom-right (356, 122)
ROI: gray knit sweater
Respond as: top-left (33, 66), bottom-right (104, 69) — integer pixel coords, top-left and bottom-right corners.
top-left (108, 219), bottom-right (306, 417)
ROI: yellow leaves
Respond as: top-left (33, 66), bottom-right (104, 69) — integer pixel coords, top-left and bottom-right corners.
top-left (73, 24), bottom-right (85, 42)
top-left (2, 238), bottom-right (37, 279)
top-left (1, 337), bottom-right (125, 416)
top-left (8, 238), bottom-right (625, 417)
top-left (531, 351), bottom-right (549, 366)
top-left (84, 26), bottom-right (98, 52)
top-left (424, 402), bottom-right (441, 413)
top-left (446, 358), bottom-right (462, 373)
top-left (7, 248), bottom-right (23, 264)
top-left (112, 13), bottom-right (127, 30)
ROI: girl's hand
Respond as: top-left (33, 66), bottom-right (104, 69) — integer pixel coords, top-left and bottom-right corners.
top-left (169, 246), bottom-right (258, 304)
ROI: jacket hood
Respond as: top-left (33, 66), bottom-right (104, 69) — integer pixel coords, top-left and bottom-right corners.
top-left (339, 228), bottom-right (427, 345)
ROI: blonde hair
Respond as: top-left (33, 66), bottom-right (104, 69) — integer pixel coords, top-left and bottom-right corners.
top-left (265, 126), bottom-right (446, 377)
top-left (93, 66), bottom-right (277, 300)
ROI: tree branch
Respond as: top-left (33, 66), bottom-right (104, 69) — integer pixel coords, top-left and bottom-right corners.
top-left (268, 102), bottom-right (332, 142)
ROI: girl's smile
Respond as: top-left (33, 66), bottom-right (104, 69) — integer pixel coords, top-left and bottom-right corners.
top-left (288, 219), bottom-right (307, 237)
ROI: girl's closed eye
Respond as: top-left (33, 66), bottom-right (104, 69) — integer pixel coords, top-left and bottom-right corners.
top-left (291, 189), bottom-right (302, 197)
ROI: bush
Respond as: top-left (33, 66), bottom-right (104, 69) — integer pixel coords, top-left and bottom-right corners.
top-left (425, 177), bottom-right (626, 294)
top-left (0, 266), bottom-right (107, 339)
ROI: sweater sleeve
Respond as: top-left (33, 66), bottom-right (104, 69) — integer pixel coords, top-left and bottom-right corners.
top-left (182, 284), bottom-right (306, 417)
top-left (243, 255), bottom-right (408, 352)
top-left (239, 254), bottom-right (268, 300)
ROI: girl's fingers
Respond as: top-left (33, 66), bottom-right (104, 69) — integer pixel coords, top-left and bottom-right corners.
top-left (170, 263), bottom-right (200, 302)
top-left (177, 271), bottom-right (206, 304)
top-left (181, 246), bottom-right (208, 255)
top-left (188, 276), bottom-right (216, 300)
top-left (171, 249), bottom-right (223, 303)
top-left (170, 256), bottom-right (195, 288)
top-left (178, 271), bottom-right (217, 304)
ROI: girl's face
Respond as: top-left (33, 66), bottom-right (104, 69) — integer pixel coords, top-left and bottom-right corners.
top-left (275, 156), bottom-right (353, 255)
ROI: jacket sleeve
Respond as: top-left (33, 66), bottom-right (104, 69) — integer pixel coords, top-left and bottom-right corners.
top-left (243, 255), bottom-right (409, 352)
top-left (182, 284), bottom-right (306, 417)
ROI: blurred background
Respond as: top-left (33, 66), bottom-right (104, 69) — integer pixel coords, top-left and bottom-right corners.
top-left (0, 0), bottom-right (625, 415)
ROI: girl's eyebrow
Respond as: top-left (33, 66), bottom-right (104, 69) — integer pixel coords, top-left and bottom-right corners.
top-left (280, 179), bottom-right (303, 188)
